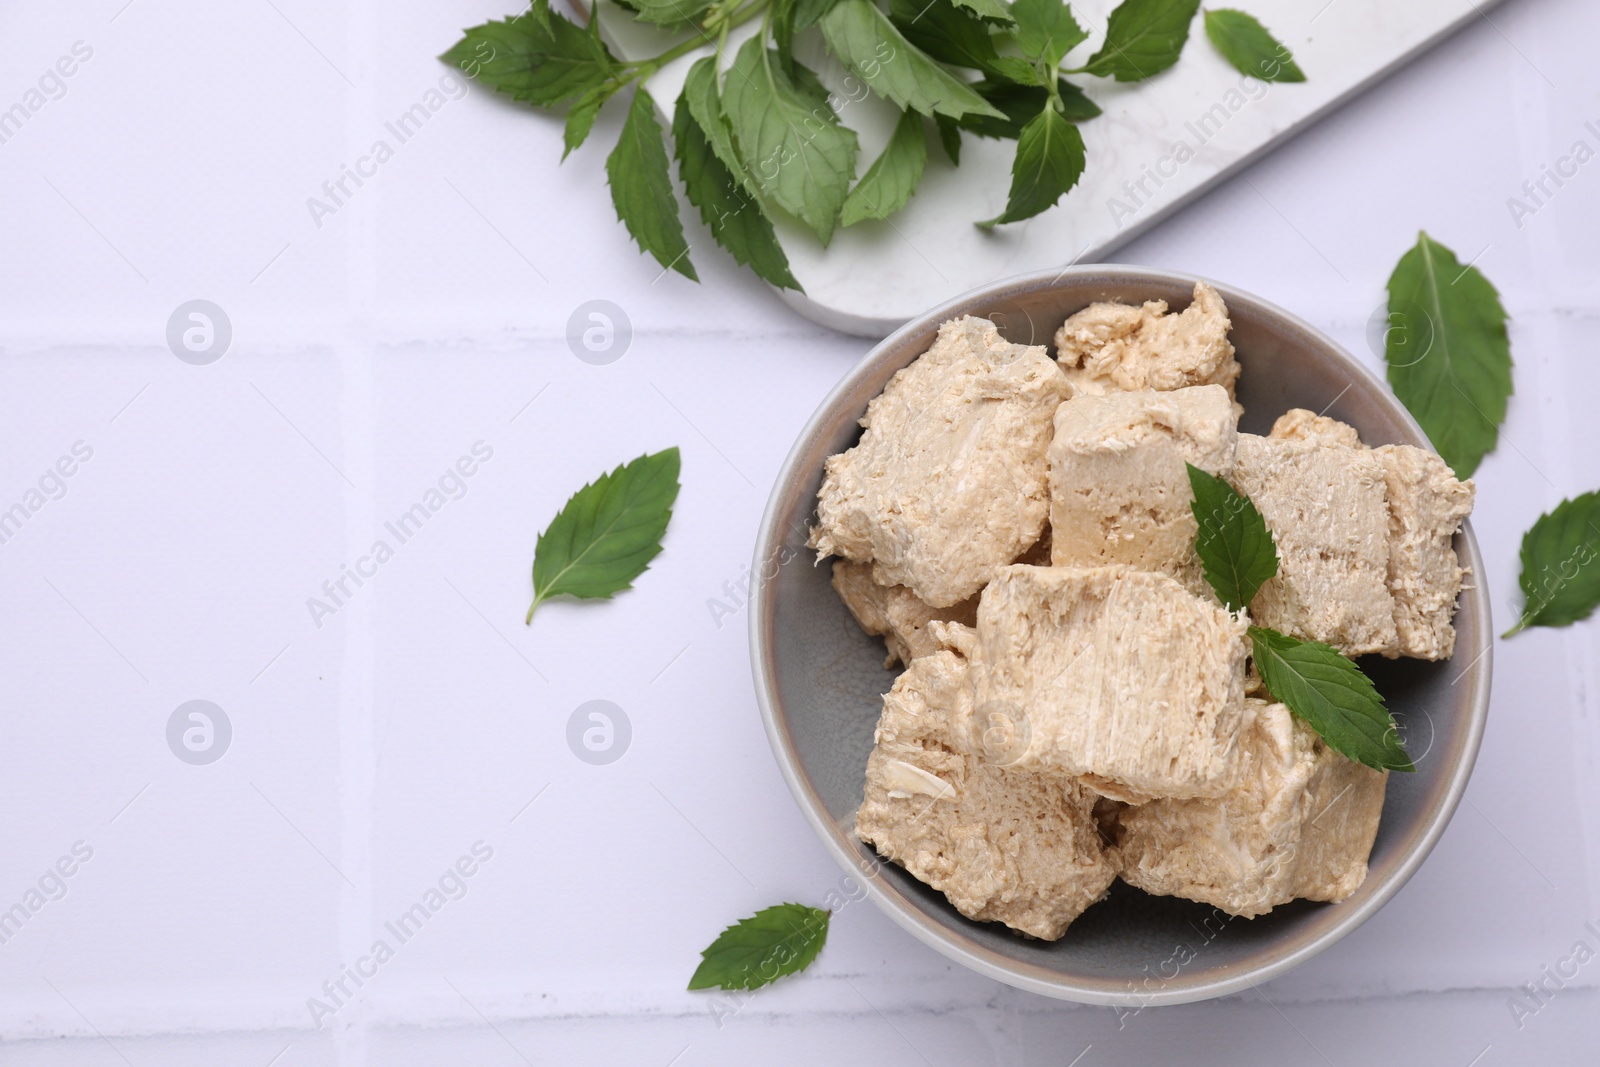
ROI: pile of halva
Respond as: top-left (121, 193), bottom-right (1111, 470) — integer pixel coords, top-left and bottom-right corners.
top-left (809, 284), bottom-right (1475, 939)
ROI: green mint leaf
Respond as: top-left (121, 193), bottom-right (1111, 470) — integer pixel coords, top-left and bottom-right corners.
top-left (562, 86), bottom-right (610, 159)
top-left (959, 77), bottom-right (1099, 138)
top-left (528, 447), bottom-right (682, 623)
top-left (841, 109), bottom-right (928, 226)
top-left (794, 0), bottom-right (842, 30)
top-left (687, 904), bottom-right (831, 991)
top-left (1012, 0), bottom-right (1089, 69)
top-left (820, 0), bottom-right (1006, 120)
top-left (1079, 0), bottom-right (1200, 82)
top-left (681, 57), bottom-right (747, 183)
top-left (1384, 232), bottom-right (1513, 478)
top-left (888, 0), bottom-right (1029, 80)
top-left (951, 0), bottom-right (1016, 24)
top-left (722, 39), bottom-right (859, 245)
top-left (1186, 462), bottom-right (1279, 614)
top-left (441, 7), bottom-right (616, 107)
top-left (673, 91), bottom-right (803, 291)
top-left (934, 113), bottom-right (962, 163)
top-left (1249, 627), bottom-right (1414, 772)
top-left (606, 88), bottom-right (697, 280)
top-left (1203, 9), bottom-right (1305, 82)
top-left (978, 101), bottom-right (1085, 226)
top-left (629, 0), bottom-right (717, 28)
top-left (1506, 489), bottom-right (1600, 635)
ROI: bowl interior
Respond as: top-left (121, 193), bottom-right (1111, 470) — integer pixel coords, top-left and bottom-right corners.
top-left (753, 268), bottom-right (1490, 1005)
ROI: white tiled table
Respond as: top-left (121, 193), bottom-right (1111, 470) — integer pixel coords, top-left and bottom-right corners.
top-left (1, 0), bottom-right (1597, 1063)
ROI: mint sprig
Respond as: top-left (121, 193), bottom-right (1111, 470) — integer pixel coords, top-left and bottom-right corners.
top-left (442, 0), bottom-right (1302, 286)
top-left (1188, 464), bottom-right (1412, 771)
top-left (688, 903), bottom-right (831, 990)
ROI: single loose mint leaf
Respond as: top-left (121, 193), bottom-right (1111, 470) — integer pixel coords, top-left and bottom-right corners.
top-left (1506, 489), bottom-right (1600, 635)
top-left (687, 904), bottom-right (831, 991)
top-left (1249, 627), bottom-right (1414, 772)
top-left (820, 0), bottom-right (1006, 121)
top-left (1079, 0), bottom-right (1201, 82)
top-left (722, 38), bottom-right (859, 245)
top-left (979, 102), bottom-right (1085, 226)
top-left (959, 78), bottom-right (1100, 139)
top-left (628, 0), bottom-right (716, 28)
top-left (841, 109), bottom-right (928, 226)
top-left (673, 91), bottom-right (802, 291)
top-left (1203, 9), bottom-right (1305, 82)
top-left (1012, 0), bottom-right (1089, 69)
top-left (1186, 462), bottom-right (1278, 614)
top-left (1385, 232), bottom-right (1513, 478)
top-left (441, 7), bottom-right (616, 107)
top-left (606, 88), bottom-right (697, 280)
top-left (528, 447), bottom-right (682, 623)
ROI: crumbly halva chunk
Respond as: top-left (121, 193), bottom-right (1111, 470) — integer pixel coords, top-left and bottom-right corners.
top-left (1374, 444), bottom-right (1475, 659)
top-left (810, 316), bottom-right (1071, 607)
top-left (941, 565), bottom-right (1249, 803)
top-left (854, 651), bottom-right (1116, 940)
top-left (1053, 282), bottom-right (1241, 402)
top-left (1233, 432), bottom-right (1398, 655)
top-left (1266, 410), bottom-right (1475, 659)
top-left (831, 560), bottom-right (978, 669)
top-left (1112, 698), bottom-right (1388, 918)
top-left (1049, 385), bottom-right (1237, 595)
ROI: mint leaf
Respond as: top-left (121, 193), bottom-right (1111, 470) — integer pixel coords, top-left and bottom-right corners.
top-left (794, 0), bottom-right (842, 30)
top-left (681, 57), bottom-right (746, 182)
top-left (528, 447), bottom-right (682, 623)
top-left (1079, 0), bottom-right (1200, 81)
top-left (934, 113), bottom-right (962, 163)
top-left (978, 101), bottom-right (1085, 226)
top-left (1186, 462), bottom-right (1278, 613)
top-left (688, 904), bottom-right (831, 991)
top-left (629, 0), bottom-right (717, 28)
top-left (722, 39), bottom-right (859, 245)
top-left (841, 110), bottom-right (928, 226)
top-left (1506, 489), bottom-right (1600, 635)
top-left (673, 91), bottom-right (802, 290)
top-left (562, 86), bottom-right (610, 159)
top-left (1384, 232), bottom-right (1513, 477)
top-left (606, 88), bottom-right (696, 279)
top-left (441, 7), bottom-right (616, 107)
top-left (820, 0), bottom-right (1006, 120)
top-left (1012, 0), bottom-right (1089, 69)
top-left (888, 0), bottom-right (1033, 82)
top-left (1203, 9), bottom-right (1304, 82)
top-left (1250, 627), bottom-right (1414, 772)
top-left (951, 0), bottom-right (1016, 24)
top-left (959, 78), bottom-right (1100, 139)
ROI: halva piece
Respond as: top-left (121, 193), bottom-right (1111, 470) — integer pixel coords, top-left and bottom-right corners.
top-left (1053, 282), bottom-right (1241, 402)
top-left (854, 650), bottom-right (1116, 940)
top-left (831, 559), bottom-right (978, 669)
top-left (943, 565), bottom-right (1249, 802)
top-left (811, 316), bottom-right (1072, 607)
top-left (1113, 697), bottom-right (1388, 918)
top-left (1049, 384), bottom-right (1238, 595)
top-left (1233, 432), bottom-right (1398, 656)
top-left (1265, 409), bottom-right (1474, 659)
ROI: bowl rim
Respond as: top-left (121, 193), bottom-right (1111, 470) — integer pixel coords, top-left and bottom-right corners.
top-left (749, 264), bottom-right (1492, 1006)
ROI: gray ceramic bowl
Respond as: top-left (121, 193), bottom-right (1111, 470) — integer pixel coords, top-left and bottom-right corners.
top-left (750, 266), bottom-right (1492, 1005)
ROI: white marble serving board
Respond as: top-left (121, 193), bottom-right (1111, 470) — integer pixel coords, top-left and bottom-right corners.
top-left (583, 0), bottom-right (1507, 335)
